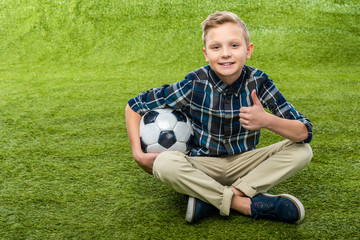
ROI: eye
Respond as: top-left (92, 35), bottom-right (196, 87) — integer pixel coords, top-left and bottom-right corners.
top-left (212, 45), bottom-right (220, 50)
top-left (231, 44), bottom-right (239, 48)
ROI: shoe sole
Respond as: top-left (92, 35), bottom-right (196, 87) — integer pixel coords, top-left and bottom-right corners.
top-left (185, 196), bottom-right (195, 223)
top-left (261, 193), bottom-right (305, 223)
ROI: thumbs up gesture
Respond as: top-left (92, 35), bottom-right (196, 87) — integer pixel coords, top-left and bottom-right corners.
top-left (239, 90), bottom-right (269, 130)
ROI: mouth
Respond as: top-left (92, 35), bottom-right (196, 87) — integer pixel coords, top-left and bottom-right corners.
top-left (219, 62), bottom-right (235, 67)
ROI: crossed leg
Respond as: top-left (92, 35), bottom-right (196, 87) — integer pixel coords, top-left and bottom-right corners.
top-left (153, 140), bottom-right (312, 216)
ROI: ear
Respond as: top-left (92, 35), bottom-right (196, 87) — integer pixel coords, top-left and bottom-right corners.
top-left (203, 47), bottom-right (209, 62)
top-left (246, 43), bottom-right (254, 60)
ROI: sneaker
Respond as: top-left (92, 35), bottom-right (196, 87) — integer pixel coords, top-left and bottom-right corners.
top-left (185, 196), bottom-right (217, 223)
top-left (250, 193), bottom-right (305, 223)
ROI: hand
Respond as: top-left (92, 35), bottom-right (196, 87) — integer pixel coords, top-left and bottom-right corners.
top-left (239, 90), bottom-right (269, 130)
top-left (133, 151), bottom-right (160, 174)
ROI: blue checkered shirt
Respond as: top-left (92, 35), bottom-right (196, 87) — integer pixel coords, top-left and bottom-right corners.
top-left (128, 65), bottom-right (313, 157)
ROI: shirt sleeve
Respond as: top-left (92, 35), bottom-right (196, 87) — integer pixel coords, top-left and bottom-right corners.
top-left (128, 77), bottom-right (193, 116)
top-left (257, 73), bottom-right (313, 143)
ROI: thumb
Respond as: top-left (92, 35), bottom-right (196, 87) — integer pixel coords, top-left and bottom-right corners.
top-left (251, 90), bottom-right (261, 106)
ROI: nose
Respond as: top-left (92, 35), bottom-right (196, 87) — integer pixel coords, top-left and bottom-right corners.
top-left (221, 46), bottom-right (231, 58)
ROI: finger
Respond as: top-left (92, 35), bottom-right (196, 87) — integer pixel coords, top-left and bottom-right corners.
top-left (150, 152), bottom-right (160, 158)
top-left (239, 116), bottom-right (248, 124)
top-left (239, 112), bottom-right (248, 119)
top-left (241, 122), bottom-right (249, 127)
top-left (146, 152), bottom-right (159, 160)
top-left (239, 107), bottom-right (249, 113)
top-left (251, 90), bottom-right (261, 106)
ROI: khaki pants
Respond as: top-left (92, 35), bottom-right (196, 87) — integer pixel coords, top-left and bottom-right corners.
top-left (153, 140), bottom-right (313, 216)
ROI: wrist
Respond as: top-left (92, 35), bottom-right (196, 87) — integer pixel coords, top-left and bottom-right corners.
top-left (133, 149), bottom-right (145, 162)
top-left (262, 112), bottom-right (275, 130)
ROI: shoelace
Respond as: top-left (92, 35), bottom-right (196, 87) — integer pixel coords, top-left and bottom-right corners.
top-left (239, 201), bottom-right (274, 223)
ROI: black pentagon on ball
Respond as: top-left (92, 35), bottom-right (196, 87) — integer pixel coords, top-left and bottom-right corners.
top-left (140, 137), bottom-right (147, 152)
top-left (186, 134), bottom-right (194, 151)
top-left (171, 110), bottom-right (187, 123)
top-left (143, 110), bottom-right (159, 124)
top-left (158, 130), bottom-right (177, 149)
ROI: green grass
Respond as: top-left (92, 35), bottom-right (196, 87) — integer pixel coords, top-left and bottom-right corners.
top-left (1, 0), bottom-right (359, 239)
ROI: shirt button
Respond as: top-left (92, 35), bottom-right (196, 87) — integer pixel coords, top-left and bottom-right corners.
top-left (226, 99), bottom-right (230, 104)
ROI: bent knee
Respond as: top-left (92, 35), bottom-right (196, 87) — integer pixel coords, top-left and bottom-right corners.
top-left (299, 143), bottom-right (313, 162)
top-left (153, 151), bottom-right (187, 180)
top-left (292, 143), bottom-right (313, 170)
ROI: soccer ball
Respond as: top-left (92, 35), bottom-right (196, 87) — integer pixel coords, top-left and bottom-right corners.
top-left (140, 108), bottom-right (193, 153)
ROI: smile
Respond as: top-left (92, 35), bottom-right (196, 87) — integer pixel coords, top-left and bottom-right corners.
top-left (219, 62), bottom-right (235, 66)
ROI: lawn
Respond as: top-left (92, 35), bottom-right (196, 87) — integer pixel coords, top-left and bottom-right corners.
top-left (0, 0), bottom-right (359, 239)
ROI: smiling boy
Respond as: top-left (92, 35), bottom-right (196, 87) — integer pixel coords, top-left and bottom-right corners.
top-left (126, 11), bottom-right (313, 223)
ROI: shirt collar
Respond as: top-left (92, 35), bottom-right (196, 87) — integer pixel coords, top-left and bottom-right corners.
top-left (208, 66), bottom-right (246, 97)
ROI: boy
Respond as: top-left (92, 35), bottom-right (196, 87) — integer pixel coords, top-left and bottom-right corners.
top-left (125, 11), bottom-right (313, 223)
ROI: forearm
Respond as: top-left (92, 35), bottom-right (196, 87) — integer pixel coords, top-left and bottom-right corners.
top-left (264, 113), bottom-right (309, 142)
top-left (125, 104), bottom-right (159, 174)
top-left (125, 104), bottom-right (143, 158)
top-left (239, 90), bottom-right (309, 142)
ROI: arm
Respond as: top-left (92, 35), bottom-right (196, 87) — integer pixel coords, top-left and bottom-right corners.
top-left (125, 77), bottom-right (193, 173)
top-left (239, 90), bottom-right (308, 142)
top-left (125, 104), bottom-right (159, 174)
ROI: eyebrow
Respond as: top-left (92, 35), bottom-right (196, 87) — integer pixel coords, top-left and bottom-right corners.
top-left (208, 38), bottom-right (242, 46)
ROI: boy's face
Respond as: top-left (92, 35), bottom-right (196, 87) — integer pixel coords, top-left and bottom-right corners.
top-left (203, 22), bottom-right (254, 85)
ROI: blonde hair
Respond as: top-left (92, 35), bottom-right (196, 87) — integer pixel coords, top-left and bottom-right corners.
top-left (202, 11), bottom-right (250, 46)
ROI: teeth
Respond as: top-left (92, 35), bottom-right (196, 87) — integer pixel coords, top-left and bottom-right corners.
top-left (222, 63), bottom-right (232, 66)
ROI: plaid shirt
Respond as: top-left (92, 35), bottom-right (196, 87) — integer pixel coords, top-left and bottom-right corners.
top-left (128, 65), bottom-right (313, 157)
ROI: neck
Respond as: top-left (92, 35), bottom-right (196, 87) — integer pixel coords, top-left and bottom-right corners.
top-left (219, 71), bottom-right (242, 85)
